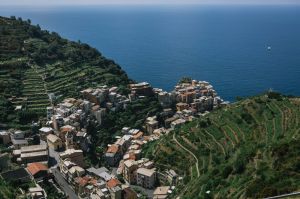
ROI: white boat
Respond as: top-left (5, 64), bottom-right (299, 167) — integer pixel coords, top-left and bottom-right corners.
top-left (267, 46), bottom-right (272, 51)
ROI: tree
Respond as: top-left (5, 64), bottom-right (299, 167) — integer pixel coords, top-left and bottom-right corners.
top-left (179, 76), bottom-right (192, 84)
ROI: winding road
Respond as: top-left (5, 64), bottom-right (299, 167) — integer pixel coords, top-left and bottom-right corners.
top-left (172, 133), bottom-right (200, 177)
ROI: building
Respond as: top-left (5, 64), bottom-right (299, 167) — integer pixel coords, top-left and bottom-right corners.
top-left (0, 130), bottom-right (10, 145)
top-left (129, 82), bottom-right (153, 96)
top-left (105, 178), bottom-right (122, 199)
top-left (60, 160), bottom-right (76, 180)
top-left (109, 186), bottom-right (122, 199)
top-left (65, 131), bottom-right (74, 149)
top-left (123, 160), bottom-right (138, 184)
top-left (115, 135), bottom-right (132, 155)
top-left (86, 167), bottom-right (112, 182)
top-left (164, 116), bottom-right (178, 128)
top-left (0, 153), bottom-right (10, 171)
top-left (107, 178), bottom-right (121, 189)
top-left (60, 160), bottom-right (85, 185)
top-left (171, 119), bottom-right (186, 129)
top-left (136, 168), bottom-right (156, 189)
top-left (47, 134), bottom-right (63, 151)
top-left (145, 116), bottom-right (159, 134)
top-left (13, 144), bottom-right (48, 165)
top-left (28, 184), bottom-right (47, 199)
top-left (105, 144), bottom-right (121, 166)
top-left (39, 127), bottom-right (53, 141)
top-left (10, 130), bottom-right (28, 149)
top-left (122, 186), bottom-right (138, 199)
top-left (59, 125), bottom-right (75, 141)
top-left (74, 175), bottom-right (99, 197)
top-left (12, 130), bottom-right (25, 139)
top-left (179, 91), bottom-right (196, 104)
top-left (176, 103), bottom-right (189, 111)
top-left (94, 108), bottom-right (106, 125)
top-left (75, 131), bottom-right (91, 152)
top-left (46, 106), bottom-right (53, 120)
top-left (52, 114), bottom-right (64, 131)
top-left (60, 149), bottom-right (85, 168)
top-left (153, 186), bottom-right (171, 199)
top-left (11, 138), bottom-right (28, 149)
top-left (166, 169), bottom-right (178, 185)
top-left (27, 162), bottom-right (48, 180)
top-left (157, 91), bottom-right (175, 108)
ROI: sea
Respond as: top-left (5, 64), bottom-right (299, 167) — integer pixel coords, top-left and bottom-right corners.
top-left (1, 5), bottom-right (300, 101)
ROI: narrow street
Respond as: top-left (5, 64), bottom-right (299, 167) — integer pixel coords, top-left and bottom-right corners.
top-left (51, 168), bottom-right (79, 199)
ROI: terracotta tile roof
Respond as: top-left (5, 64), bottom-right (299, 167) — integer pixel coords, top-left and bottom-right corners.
top-left (60, 125), bottom-right (74, 133)
top-left (27, 163), bottom-right (48, 176)
top-left (132, 132), bottom-right (143, 140)
top-left (129, 153), bottom-right (136, 160)
top-left (107, 144), bottom-right (119, 153)
top-left (75, 176), bottom-right (97, 187)
top-left (107, 178), bottom-right (121, 188)
top-left (75, 176), bottom-right (90, 187)
top-left (90, 178), bottom-right (97, 186)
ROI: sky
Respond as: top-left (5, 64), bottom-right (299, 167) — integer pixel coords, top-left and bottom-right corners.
top-left (1, 0), bottom-right (300, 6)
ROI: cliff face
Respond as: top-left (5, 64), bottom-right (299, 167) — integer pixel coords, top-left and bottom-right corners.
top-left (0, 16), bottom-right (131, 128)
top-left (143, 93), bottom-right (300, 198)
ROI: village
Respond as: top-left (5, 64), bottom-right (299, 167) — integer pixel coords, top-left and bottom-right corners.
top-left (0, 79), bottom-right (227, 199)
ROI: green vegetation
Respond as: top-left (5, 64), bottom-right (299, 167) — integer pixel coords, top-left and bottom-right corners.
top-left (178, 76), bottom-right (192, 84)
top-left (144, 93), bottom-right (300, 198)
top-left (0, 16), bottom-right (131, 129)
top-left (0, 179), bottom-right (15, 199)
top-left (40, 180), bottom-right (66, 199)
top-left (0, 15), bottom-right (162, 168)
top-left (0, 178), bottom-right (36, 199)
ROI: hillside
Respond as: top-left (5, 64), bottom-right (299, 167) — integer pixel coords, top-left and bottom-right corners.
top-left (143, 93), bottom-right (300, 198)
top-left (0, 16), bottom-right (131, 129)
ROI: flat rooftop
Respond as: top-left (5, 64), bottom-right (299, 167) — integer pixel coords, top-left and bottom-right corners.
top-left (21, 144), bottom-right (47, 153)
top-left (21, 151), bottom-right (48, 158)
top-left (137, 168), bottom-right (156, 177)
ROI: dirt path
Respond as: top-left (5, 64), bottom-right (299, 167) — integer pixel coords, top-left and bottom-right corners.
top-left (227, 125), bottom-right (241, 143)
top-left (272, 102), bottom-right (285, 134)
top-left (173, 133), bottom-right (200, 178)
top-left (204, 129), bottom-right (226, 155)
top-left (211, 120), bottom-right (235, 148)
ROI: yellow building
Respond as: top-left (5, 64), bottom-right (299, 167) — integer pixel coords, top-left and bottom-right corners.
top-left (47, 134), bottom-right (63, 151)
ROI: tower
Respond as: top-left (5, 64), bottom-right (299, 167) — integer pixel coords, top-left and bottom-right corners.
top-left (65, 131), bottom-right (74, 149)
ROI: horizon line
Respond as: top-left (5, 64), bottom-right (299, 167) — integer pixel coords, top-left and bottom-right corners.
top-left (2, 2), bottom-right (300, 6)
top-left (2, 4), bottom-right (300, 8)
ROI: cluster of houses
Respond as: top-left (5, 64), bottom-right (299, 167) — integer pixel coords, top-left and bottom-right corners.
top-left (103, 125), bottom-right (177, 198)
top-left (0, 85), bottom-right (136, 199)
top-left (104, 125), bottom-right (173, 189)
top-left (58, 157), bottom-right (139, 199)
top-left (155, 80), bottom-right (225, 111)
top-left (0, 128), bottom-right (49, 198)
top-left (153, 80), bottom-right (227, 129)
top-left (0, 80), bottom-right (226, 199)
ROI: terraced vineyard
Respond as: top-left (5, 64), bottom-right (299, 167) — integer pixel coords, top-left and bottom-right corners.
top-left (0, 16), bottom-right (131, 128)
top-left (144, 93), bottom-right (300, 198)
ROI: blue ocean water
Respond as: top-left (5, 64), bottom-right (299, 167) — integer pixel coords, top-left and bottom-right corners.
top-left (1, 5), bottom-right (300, 101)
